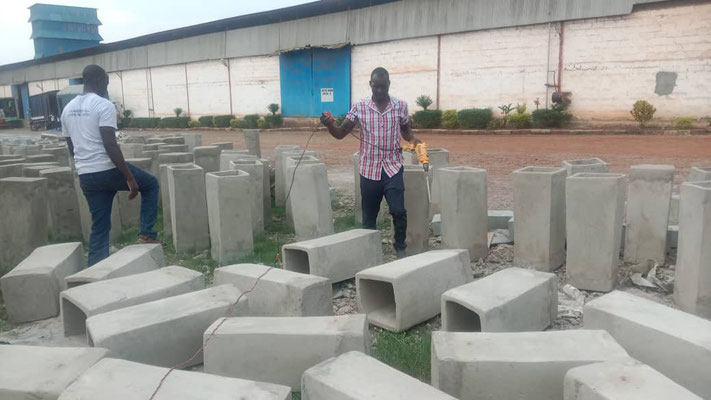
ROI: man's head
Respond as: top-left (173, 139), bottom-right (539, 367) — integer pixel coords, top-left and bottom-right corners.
top-left (82, 64), bottom-right (109, 97)
top-left (369, 67), bottom-right (390, 103)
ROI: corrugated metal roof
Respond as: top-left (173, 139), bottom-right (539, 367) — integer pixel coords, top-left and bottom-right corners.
top-left (28, 3), bottom-right (102, 25)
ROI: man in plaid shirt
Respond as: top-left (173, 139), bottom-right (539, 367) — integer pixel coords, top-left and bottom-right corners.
top-left (321, 67), bottom-right (422, 258)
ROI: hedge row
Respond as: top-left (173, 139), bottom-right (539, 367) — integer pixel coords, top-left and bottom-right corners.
top-left (411, 107), bottom-right (571, 129)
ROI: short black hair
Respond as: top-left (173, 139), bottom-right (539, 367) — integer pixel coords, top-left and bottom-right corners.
top-left (371, 67), bottom-right (390, 80)
top-left (82, 64), bottom-right (107, 87)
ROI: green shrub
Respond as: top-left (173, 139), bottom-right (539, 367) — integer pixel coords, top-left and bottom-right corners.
top-left (257, 118), bottom-right (270, 130)
top-left (230, 118), bottom-right (245, 129)
top-left (412, 110), bottom-right (442, 129)
top-left (268, 103), bottom-right (280, 115)
top-left (173, 107), bottom-right (183, 117)
top-left (630, 100), bottom-right (656, 128)
top-left (674, 117), bottom-right (694, 130)
top-left (515, 103), bottom-right (527, 114)
top-left (214, 115), bottom-right (235, 128)
top-left (416, 95), bottom-right (433, 111)
top-left (264, 114), bottom-right (283, 128)
top-left (118, 117), bottom-right (131, 129)
top-left (122, 110), bottom-right (133, 118)
top-left (158, 117), bottom-right (190, 129)
top-left (487, 118), bottom-right (505, 129)
top-left (498, 103), bottom-right (514, 120)
top-left (198, 116), bottom-right (214, 127)
top-left (188, 120), bottom-right (199, 128)
top-left (243, 114), bottom-right (260, 129)
top-left (458, 108), bottom-right (493, 129)
top-left (441, 110), bottom-right (458, 129)
top-left (531, 108), bottom-right (572, 128)
top-left (129, 117), bottom-right (161, 129)
top-left (508, 113), bottom-right (531, 129)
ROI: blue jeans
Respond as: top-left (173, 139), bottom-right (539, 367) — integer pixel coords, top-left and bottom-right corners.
top-left (79, 163), bottom-right (159, 266)
top-left (361, 167), bottom-right (407, 251)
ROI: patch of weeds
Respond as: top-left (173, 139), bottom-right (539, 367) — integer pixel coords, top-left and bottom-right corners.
top-left (371, 324), bottom-right (433, 383)
top-left (237, 234), bottom-right (281, 266)
top-left (334, 214), bottom-right (360, 233)
top-left (0, 297), bottom-right (12, 333)
top-left (292, 393), bottom-right (301, 400)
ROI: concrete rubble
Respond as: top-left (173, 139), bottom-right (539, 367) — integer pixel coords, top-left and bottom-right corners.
top-left (65, 243), bottom-right (164, 287)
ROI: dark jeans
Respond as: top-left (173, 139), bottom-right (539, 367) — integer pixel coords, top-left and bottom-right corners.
top-left (361, 167), bottom-right (407, 251)
top-left (79, 163), bottom-right (159, 266)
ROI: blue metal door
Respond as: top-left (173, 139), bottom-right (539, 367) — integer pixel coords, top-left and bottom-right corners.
top-left (279, 46), bottom-right (351, 117)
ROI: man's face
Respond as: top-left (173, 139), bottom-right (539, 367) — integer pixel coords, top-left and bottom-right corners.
top-left (369, 74), bottom-right (390, 102)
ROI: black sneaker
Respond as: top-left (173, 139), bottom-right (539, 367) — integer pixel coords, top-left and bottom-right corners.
top-left (396, 249), bottom-right (407, 259)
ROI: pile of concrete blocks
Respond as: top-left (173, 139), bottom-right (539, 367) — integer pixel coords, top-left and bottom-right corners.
top-left (64, 243), bottom-right (164, 287)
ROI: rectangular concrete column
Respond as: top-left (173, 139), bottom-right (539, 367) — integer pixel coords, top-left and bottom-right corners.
top-left (206, 170), bottom-right (254, 264)
top-left (439, 166), bottom-right (488, 260)
top-left (1, 242), bottom-right (84, 323)
top-left (192, 145), bottom-right (220, 173)
top-left (116, 158), bottom-right (151, 229)
top-left (285, 155), bottom-right (320, 228)
top-left (403, 164), bottom-right (431, 254)
top-left (584, 290), bottom-right (711, 398)
top-left (566, 173), bottom-right (626, 292)
top-left (624, 164), bottom-right (674, 264)
top-left (432, 330), bottom-right (629, 400)
top-left (562, 158), bottom-right (609, 176)
top-left (168, 164), bottom-right (210, 253)
top-left (203, 315), bottom-right (369, 390)
top-left (159, 162), bottom-right (192, 238)
top-left (39, 167), bottom-right (82, 238)
top-left (158, 152), bottom-right (193, 194)
top-left (212, 141), bottom-right (234, 151)
top-left (141, 148), bottom-right (168, 177)
top-left (674, 181), bottom-right (711, 318)
top-left (0, 177), bottom-right (48, 266)
top-left (230, 159), bottom-right (269, 228)
top-left (282, 229), bottom-right (383, 283)
top-left (86, 285), bottom-right (247, 368)
top-left (162, 136), bottom-right (186, 145)
top-left (23, 163), bottom-right (60, 177)
top-left (356, 249), bottom-right (471, 332)
top-left (158, 144), bottom-right (188, 153)
top-left (64, 243), bottom-right (165, 287)
top-left (119, 142), bottom-right (144, 159)
top-left (688, 166), bottom-right (711, 182)
top-left (302, 351), bottom-right (458, 400)
top-left (290, 163), bottom-right (334, 241)
top-left (43, 146), bottom-right (71, 166)
top-left (274, 145), bottom-right (301, 206)
top-left (243, 129), bottom-right (261, 157)
top-left (427, 147), bottom-right (450, 217)
top-left (441, 267), bottom-right (557, 332)
top-left (513, 166), bottom-right (566, 271)
top-left (181, 132), bottom-right (203, 151)
top-left (219, 149), bottom-right (253, 171)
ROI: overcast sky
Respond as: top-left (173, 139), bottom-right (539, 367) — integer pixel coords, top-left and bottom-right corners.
top-left (0, 0), bottom-right (314, 65)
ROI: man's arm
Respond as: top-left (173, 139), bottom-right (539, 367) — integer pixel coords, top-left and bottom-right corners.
top-left (65, 137), bottom-right (75, 157)
top-left (400, 121), bottom-right (422, 145)
top-left (320, 114), bottom-right (356, 139)
top-left (100, 127), bottom-right (139, 199)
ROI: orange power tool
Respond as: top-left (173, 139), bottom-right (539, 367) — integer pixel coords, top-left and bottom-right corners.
top-left (403, 142), bottom-right (431, 202)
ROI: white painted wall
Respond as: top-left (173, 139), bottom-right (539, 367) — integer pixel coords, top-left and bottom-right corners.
top-left (230, 55), bottom-right (281, 116)
top-left (150, 64), bottom-right (189, 118)
top-left (186, 60), bottom-right (231, 117)
top-left (107, 72), bottom-right (124, 109)
top-left (121, 69), bottom-right (150, 118)
top-left (0, 85), bottom-right (10, 98)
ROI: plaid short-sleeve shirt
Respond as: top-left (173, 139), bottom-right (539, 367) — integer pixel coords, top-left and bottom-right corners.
top-left (346, 97), bottom-right (409, 181)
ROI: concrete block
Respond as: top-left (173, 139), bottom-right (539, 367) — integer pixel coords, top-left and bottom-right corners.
top-left (282, 229), bottom-right (382, 283)
top-left (23, 163), bottom-right (59, 177)
top-left (488, 210), bottom-right (513, 230)
top-left (285, 155), bottom-right (320, 227)
top-left (426, 148), bottom-right (450, 216)
top-left (140, 148), bottom-right (168, 177)
top-left (0, 163), bottom-right (24, 178)
top-left (123, 135), bottom-right (146, 144)
top-left (584, 290), bottom-right (711, 398)
top-left (192, 145), bottom-right (220, 173)
top-left (274, 145), bottom-right (301, 206)
top-left (441, 267), bottom-right (557, 332)
top-left (624, 164), bottom-right (674, 264)
top-left (0, 345), bottom-right (108, 400)
top-left (158, 151), bottom-right (193, 187)
top-left (168, 164), bottom-right (210, 253)
top-left (87, 284), bottom-right (246, 367)
top-left (212, 141), bottom-right (233, 151)
top-left (219, 149), bottom-right (253, 170)
top-left (158, 162), bottom-right (191, 238)
top-left (669, 193), bottom-right (680, 225)
top-left (162, 136), bottom-right (185, 145)
top-left (302, 351), bottom-right (458, 400)
top-left (667, 225), bottom-right (678, 249)
top-left (356, 249), bottom-right (471, 331)
top-left (43, 146), bottom-right (71, 166)
top-left (203, 314), bottom-right (369, 390)
top-left (243, 129), bottom-right (261, 157)
top-left (142, 143), bottom-right (160, 151)
top-left (513, 166), bottom-right (567, 271)
top-left (562, 158), bottom-right (609, 176)
top-left (119, 142), bottom-right (144, 158)
top-left (431, 330), bottom-right (629, 400)
top-left (65, 243), bottom-right (164, 288)
top-left (116, 158), bottom-right (152, 229)
top-left (157, 144), bottom-right (187, 153)
top-left (566, 173), bottom-right (626, 292)
top-left (61, 266), bottom-right (205, 336)
top-left (688, 166), bottom-right (711, 182)
top-left (206, 170), bottom-right (254, 264)
top-left (675, 182), bottom-right (711, 317)
top-left (24, 153), bottom-right (56, 163)
top-left (439, 167), bottom-right (488, 260)
top-left (181, 132), bottom-right (203, 151)
top-left (1, 242), bottom-right (84, 323)
top-left (431, 213), bottom-right (441, 236)
top-left (214, 264), bottom-right (332, 316)
top-left (40, 167), bottom-right (83, 238)
top-left (0, 177), bottom-right (48, 266)
top-left (230, 159), bottom-right (269, 229)
top-left (403, 164), bottom-right (431, 254)
top-left (58, 358), bottom-right (291, 400)
top-left (508, 217), bottom-right (515, 241)
top-left (290, 163), bottom-right (334, 240)
top-left (564, 360), bottom-right (703, 400)
top-left (146, 137), bottom-right (166, 144)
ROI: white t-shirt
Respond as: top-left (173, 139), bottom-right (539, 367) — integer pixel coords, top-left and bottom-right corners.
top-left (61, 93), bottom-right (118, 175)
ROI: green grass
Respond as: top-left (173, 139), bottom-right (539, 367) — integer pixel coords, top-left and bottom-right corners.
top-left (371, 325), bottom-right (433, 383)
top-left (292, 393), bottom-right (301, 400)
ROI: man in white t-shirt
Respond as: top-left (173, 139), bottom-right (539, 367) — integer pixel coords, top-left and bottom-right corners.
top-left (62, 65), bottom-right (160, 266)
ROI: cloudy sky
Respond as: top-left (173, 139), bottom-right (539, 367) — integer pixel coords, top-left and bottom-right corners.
top-left (0, 0), bottom-right (313, 65)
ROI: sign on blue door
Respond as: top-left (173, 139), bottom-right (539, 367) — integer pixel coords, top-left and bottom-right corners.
top-left (279, 46), bottom-right (351, 117)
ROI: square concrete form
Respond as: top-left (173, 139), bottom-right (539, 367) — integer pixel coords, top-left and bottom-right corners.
top-left (39, 167), bottom-right (83, 238)
top-left (116, 158), bottom-right (152, 229)
top-left (23, 163), bottom-right (61, 177)
top-left (488, 210), bottom-right (513, 230)
top-left (65, 243), bottom-right (165, 288)
top-left (43, 147), bottom-right (71, 166)
top-left (24, 153), bottom-right (56, 163)
top-left (192, 145), bottom-right (221, 173)
top-left (61, 266), bottom-right (205, 336)
top-left (213, 141), bottom-right (234, 151)
top-left (203, 314), bottom-right (369, 390)
top-left (219, 149), bottom-right (253, 171)
top-left (431, 330), bottom-right (629, 400)
top-left (562, 158), bottom-right (609, 176)
top-left (285, 155), bottom-right (320, 227)
top-left (566, 173), bottom-right (626, 292)
top-left (123, 135), bottom-right (146, 144)
top-left (0, 163), bottom-right (24, 178)
top-left (441, 267), bottom-right (556, 332)
top-left (158, 144), bottom-right (188, 153)
top-left (674, 181), bottom-right (711, 318)
top-left (140, 148), bottom-right (168, 177)
top-left (274, 145), bottom-right (301, 206)
top-left (73, 174), bottom-right (122, 243)
top-left (0, 345), bottom-right (108, 400)
top-left (215, 264), bottom-right (332, 316)
top-left (624, 164), bottom-right (674, 264)
top-left (356, 249), bottom-right (472, 332)
top-left (513, 166), bottom-right (566, 271)
top-left (1, 242), bottom-right (84, 323)
top-left (119, 142), bottom-right (144, 159)
top-left (230, 159), bottom-right (269, 229)
top-left (181, 132), bottom-right (203, 151)
top-left (162, 136), bottom-right (186, 145)
top-left (283, 229), bottom-right (382, 283)
top-left (290, 163), bottom-right (334, 241)
top-left (158, 152), bottom-right (194, 187)
top-left (206, 170), bottom-right (254, 264)
top-left (159, 162), bottom-right (192, 238)
top-left (87, 284), bottom-right (247, 368)
top-left (58, 358), bottom-right (291, 400)
top-left (146, 137), bottom-right (166, 144)
top-left (302, 351), bottom-right (458, 400)
top-left (584, 290), bottom-right (711, 398)
top-left (425, 148), bottom-right (450, 217)
top-left (403, 164), bottom-right (431, 254)
top-left (669, 193), bottom-right (680, 225)
top-left (168, 163), bottom-right (210, 253)
top-left (439, 166), bottom-right (488, 260)
top-left (0, 177), bottom-right (48, 266)
top-left (688, 166), bottom-right (711, 182)
top-left (243, 129), bottom-right (261, 157)
top-left (563, 360), bottom-right (703, 400)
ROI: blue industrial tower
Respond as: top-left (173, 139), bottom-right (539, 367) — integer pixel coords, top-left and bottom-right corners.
top-left (29, 4), bottom-right (103, 59)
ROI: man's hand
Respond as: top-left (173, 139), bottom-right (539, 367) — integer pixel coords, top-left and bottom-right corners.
top-left (411, 137), bottom-right (423, 146)
top-left (320, 112), bottom-right (335, 127)
top-left (127, 177), bottom-right (139, 200)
